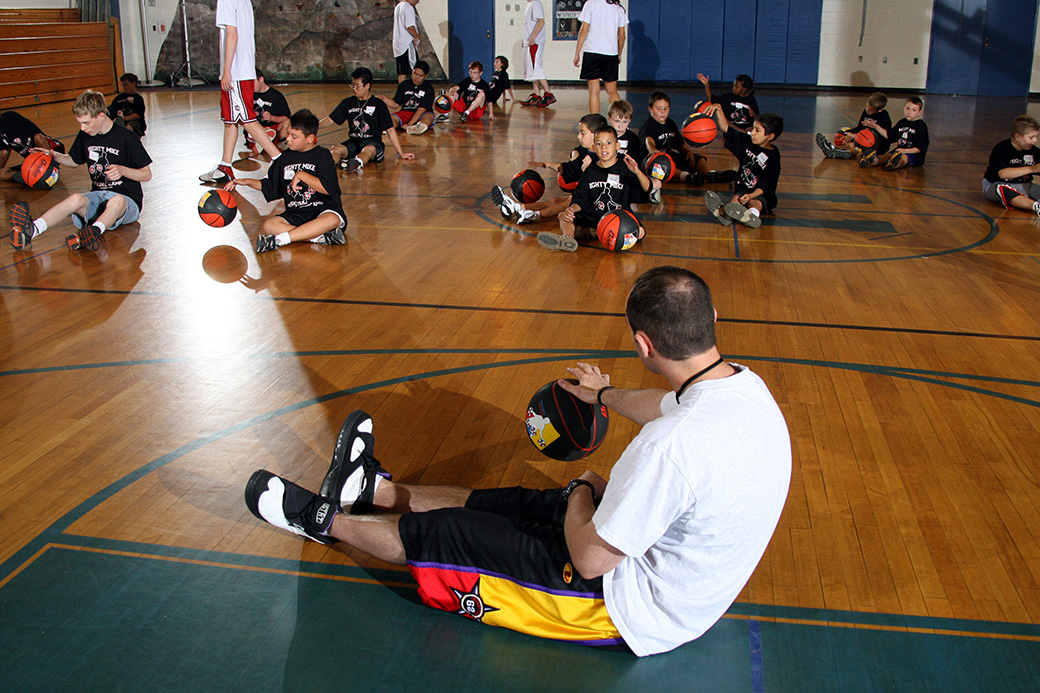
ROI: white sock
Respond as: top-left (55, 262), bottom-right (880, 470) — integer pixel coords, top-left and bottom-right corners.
top-left (275, 232), bottom-right (291, 246)
top-left (32, 218), bottom-right (47, 236)
top-left (220, 161), bottom-right (233, 168)
top-left (93, 222), bottom-right (107, 234)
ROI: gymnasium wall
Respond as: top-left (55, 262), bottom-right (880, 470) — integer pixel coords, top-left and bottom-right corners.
top-left (1032, 8), bottom-right (1040, 92)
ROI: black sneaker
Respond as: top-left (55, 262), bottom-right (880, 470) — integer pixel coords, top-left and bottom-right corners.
top-left (345, 158), bottom-right (363, 173)
top-left (244, 470), bottom-right (337, 545)
top-left (319, 410), bottom-right (391, 514)
top-left (858, 151), bottom-right (878, 168)
top-left (814, 132), bottom-right (833, 156)
top-left (9, 200), bottom-right (32, 249)
top-left (520, 93), bottom-right (541, 106)
top-left (540, 92), bottom-right (556, 106)
top-left (315, 226), bottom-right (346, 245)
top-left (255, 234), bottom-right (279, 253)
top-left (686, 171), bottom-right (705, 186)
top-left (66, 223), bottom-right (102, 251)
top-left (706, 170), bottom-right (738, 184)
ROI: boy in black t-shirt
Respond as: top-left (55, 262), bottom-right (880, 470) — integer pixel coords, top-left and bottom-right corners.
top-left (321, 67), bottom-right (414, 173)
top-left (696, 73), bottom-right (758, 132)
top-left (0, 110), bottom-right (66, 183)
top-left (816, 91), bottom-right (891, 163)
top-left (701, 104), bottom-right (783, 229)
top-left (376, 60), bottom-right (436, 135)
top-left (225, 109), bottom-right (348, 252)
top-left (864, 96), bottom-right (929, 171)
top-left (107, 73), bottom-right (147, 137)
top-left (609, 99), bottom-right (664, 204)
top-left (982, 115), bottom-right (1040, 216)
top-left (9, 90), bottom-right (152, 251)
top-left (487, 56), bottom-right (514, 121)
top-left (538, 125), bottom-right (650, 252)
top-left (244, 69), bottom-right (291, 156)
top-left (441, 61), bottom-right (491, 122)
top-left (491, 113), bottom-right (605, 225)
top-left (640, 92), bottom-right (732, 186)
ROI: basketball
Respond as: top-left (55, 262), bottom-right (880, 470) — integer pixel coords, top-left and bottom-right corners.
top-left (198, 189), bottom-right (238, 227)
top-left (681, 113), bottom-right (717, 148)
top-left (21, 151), bottom-right (59, 190)
top-left (558, 172), bottom-right (578, 192)
top-left (854, 129), bottom-right (877, 151)
top-left (434, 95), bottom-right (452, 114)
top-left (596, 209), bottom-right (641, 252)
top-left (525, 379), bottom-right (609, 461)
top-left (833, 128), bottom-right (854, 146)
top-left (202, 245), bottom-right (249, 283)
top-left (644, 151), bottom-right (675, 182)
top-left (693, 100), bottom-right (712, 114)
top-left (510, 169), bottom-right (545, 204)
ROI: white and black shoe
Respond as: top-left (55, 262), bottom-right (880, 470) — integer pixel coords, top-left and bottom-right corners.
top-left (491, 186), bottom-right (521, 219)
top-left (244, 470), bottom-right (337, 545)
top-left (314, 226), bottom-right (347, 245)
top-left (320, 410), bottom-right (391, 514)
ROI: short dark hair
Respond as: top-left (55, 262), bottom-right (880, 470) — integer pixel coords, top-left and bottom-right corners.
top-left (413, 60), bottom-right (429, 75)
top-left (254, 68), bottom-right (265, 80)
top-left (119, 73), bottom-right (139, 84)
top-left (579, 113), bottom-right (608, 131)
top-left (594, 125), bottom-right (618, 140)
top-left (756, 113), bottom-right (784, 139)
top-left (626, 266), bottom-right (716, 360)
top-left (469, 60), bottom-right (484, 72)
top-left (868, 91), bottom-right (888, 109)
top-left (1013, 115), bottom-right (1040, 136)
top-left (351, 67), bottom-right (373, 86)
top-left (906, 96), bottom-right (923, 108)
top-left (289, 109), bottom-right (320, 136)
top-left (495, 55), bottom-right (509, 70)
top-left (734, 74), bottom-right (753, 92)
top-left (649, 91), bottom-right (670, 107)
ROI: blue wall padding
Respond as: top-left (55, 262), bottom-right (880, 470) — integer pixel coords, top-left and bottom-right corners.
top-left (755, 0), bottom-right (790, 84)
top-left (786, 0), bottom-right (823, 85)
top-left (723, 0), bottom-right (758, 79)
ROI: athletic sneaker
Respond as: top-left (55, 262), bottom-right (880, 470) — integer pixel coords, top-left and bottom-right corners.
top-left (9, 200), bottom-right (32, 249)
top-left (541, 92), bottom-right (556, 106)
top-left (1033, 200), bottom-right (1040, 218)
top-left (345, 158), bottom-right (363, 173)
top-left (996, 183), bottom-right (1019, 209)
top-left (319, 409), bottom-right (390, 513)
top-left (199, 164), bottom-right (234, 184)
top-left (703, 190), bottom-right (732, 225)
top-left (66, 223), bottom-right (102, 251)
top-left (649, 187), bottom-right (662, 204)
top-left (244, 469), bottom-right (337, 545)
top-left (255, 234), bottom-right (280, 253)
top-left (706, 170), bottom-right (738, 184)
top-left (723, 202), bottom-right (762, 229)
top-left (314, 226), bottom-right (346, 245)
top-left (536, 232), bottom-right (579, 252)
top-left (406, 122), bottom-right (428, 135)
top-left (516, 208), bottom-right (538, 224)
top-left (815, 132), bottom-right (833, 156)
top-left (858, 151), bottom-right (878, 168)
top-left (491, 186), bottom-right (521, 219)
top-left (883, 151), bottom-right (905, 171)
top-left (434, 113), bottom-right (450, 123)
top-left (520, 93), bottom-right (541, 107)
top-left (686, 171), bottom-right (705, 186)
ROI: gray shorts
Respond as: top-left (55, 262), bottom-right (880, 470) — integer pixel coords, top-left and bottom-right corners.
top-left (982, 179), bottom-right (1040, 204)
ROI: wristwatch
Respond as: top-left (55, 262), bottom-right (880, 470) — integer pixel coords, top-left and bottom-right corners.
top-left (561, 478), bottom-right (596, 503)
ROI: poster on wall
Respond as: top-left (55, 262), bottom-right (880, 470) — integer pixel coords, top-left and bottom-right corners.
top-left (553, 0), bottom-right (585, 40)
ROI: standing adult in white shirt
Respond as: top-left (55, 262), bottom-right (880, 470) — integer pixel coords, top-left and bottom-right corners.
top-left (519, 0), bottom-right (555, 107)
top-left (393, 0), bottom-right (421, 83)
top-left (573, 0), bottom-right (628, 114)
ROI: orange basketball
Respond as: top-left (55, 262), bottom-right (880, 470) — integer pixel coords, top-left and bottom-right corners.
top-left (644, 151), bottom-right (675, 182)
top-left (511, 169), bottom-right (545, 203)
top-left (198, 189), bottom-right (238, 227)
top-left (596, 209), bottom-right (641, 252)
top-left (681, 113), bottom-right (717, 148)
top-left (558, 172), bottom-right (578, 192)
top-left (21, 151), bottom-right (60, 190)
top-left (854, 129), bottom-right (877, 150)
top-left (693, 100), bottom-right (712, 114)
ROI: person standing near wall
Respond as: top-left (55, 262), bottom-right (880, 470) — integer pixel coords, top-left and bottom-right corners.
top-left (519, 0), bottom-right (555, 107)
top-left (394, 0), bottom-right (421, 83)
top-left (573, 0), bottom-right (628, 114)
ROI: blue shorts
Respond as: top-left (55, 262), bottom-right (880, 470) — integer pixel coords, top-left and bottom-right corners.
top-left (72, 191), bottom-right (140, 230)
top-left (905, 153), bottom-right (921, 167)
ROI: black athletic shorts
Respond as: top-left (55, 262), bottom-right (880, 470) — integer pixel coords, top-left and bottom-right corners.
top-left (395, 50), bottom-right (415, 77)
top-left (342, 137), bottom-right (385, 162)
top-left (278, 208), bottom-right (346, 229)
top-left (580, 52), bottom-right (620, 83)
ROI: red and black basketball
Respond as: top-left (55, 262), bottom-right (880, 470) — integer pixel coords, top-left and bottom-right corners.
top-left (21, 151), bottom-right (59, 190)
top-left (434, 95), bottom-right (452, 114)
top-left (681, 112), bottom-right (717, 148)
top-left (854, 129), bottom-right (877, 152)
top-left (510, 169), bottom-right (545, 204)
top-left (644, 151), bottom-right (675, 182)
top-left (198, 189), bottom-right (238, 227)
top-left (833, 128), bottom-right (854, 146)
top-left (596, 209), bottom-right (641, 252)
top-left (558, 172), bottom-right (579, 192)
top-left (525, 379), bottom-right (609, 461)
top-left (693, 100), bottom-right (712, 114)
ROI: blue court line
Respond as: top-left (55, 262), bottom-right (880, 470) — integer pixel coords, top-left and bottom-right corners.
top-left (733, 224), bottom-right (741, 258)
top-left (749, 620), bottom-right (765, 693)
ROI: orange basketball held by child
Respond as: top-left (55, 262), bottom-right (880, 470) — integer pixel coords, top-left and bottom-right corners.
top-left (434, 95), bottom-right (452, 114)
top-left (681, 113), bottom-right (717, 148)
top-left (525, 379), bottom-right (609, 461)
top-left (597, 209), bottom-right (641, 252)
top-left (693, 100), bottom-right (713, 114)
top-left (198, 189), bottom-right (238, 227)
top-left (558, 173), bottom-right (578, 192)
top-left (21, 151), bottom-right (60, 190)
top-left (854, 129), bottom-right (877, 152)
top-left (833, 127), bottom-right (854, 146)
top-left (510, 169), bottom-right (545, 204)
top-left (644, 151), bottom-right (675, 182)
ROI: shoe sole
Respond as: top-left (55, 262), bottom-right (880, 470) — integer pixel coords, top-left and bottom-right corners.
top-left (9, 201), bottom-right (31, 249)
top-left (703, 192), bottom-right (732, 226)
top-left (723, 202), bottom-right (762, 229)
top-left (320, 410), bottom-right (374, 508)
top-left (491, 187), bottom-right (514, 219)
top-left (536, 232), bottom-right (579, 252)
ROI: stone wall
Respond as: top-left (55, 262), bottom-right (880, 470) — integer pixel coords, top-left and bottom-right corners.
top-left (156, 0), bottom-right (445, 83)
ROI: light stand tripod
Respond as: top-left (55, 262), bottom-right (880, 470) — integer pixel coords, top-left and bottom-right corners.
top-left (168, 0), bottom-right (208, 87)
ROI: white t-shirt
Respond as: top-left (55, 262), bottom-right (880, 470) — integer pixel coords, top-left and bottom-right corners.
top-left (215, 0), bottom-right (256, 81)
top-left (524, 0), bottom-right (546, 46)
top-left (594, 365), bottom-right (792, 656)
top-left (393, 1), bottom-right (418, 57)
top-left (578, 0), bottom-right (628, 56)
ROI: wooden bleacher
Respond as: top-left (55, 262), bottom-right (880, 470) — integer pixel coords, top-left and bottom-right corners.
top-left (0, 8), bottom-right (121, 109)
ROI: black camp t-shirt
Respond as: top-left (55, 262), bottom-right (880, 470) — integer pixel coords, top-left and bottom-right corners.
top-left (68, 122), bottom-right (152, 210)
top-left (616, 128), bottom-right (648, 167)
top-left (0, 110), bottom-right (43, 155)
top-left (715, 92), bottom-right (758, 130)
top-left (455, 78), bottom-right (491, 108)
top-left (640, 116), bottom-right (684, 157)
top-left (724, 127), bottom-right (781, 212)
top-left (572, 158), bottom-right (642, 219)
top-left (107, 92), bottom-right (147, 133)
top-left (329, 96), bottom-right (394, 140)
top-left (392, 81), bottom-right (435, 113)
top-left (488, 69), bottom-right (511, 102)
top-left (261, 146), bottom-right (344, 218)
top-left (851, 108), bottom-right (892, 154)
top-left (892, 118), bottom-right (929, 164)
top-left (560, 145), bottom-right (598, 186)
top-left (253, 86), bottom-right (291, 126)
top-left (984, 139), bottom-right (1040, 183)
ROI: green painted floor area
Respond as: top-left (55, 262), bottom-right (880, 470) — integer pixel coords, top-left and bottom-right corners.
top-left (1, 547), bottom-right (1038, 692)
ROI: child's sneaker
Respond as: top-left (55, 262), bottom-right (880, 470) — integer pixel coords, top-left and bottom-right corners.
top-left (520, 93), bottom-right (541, 106)
top-left (858, 151), bottom-right (878, 168)
top-left (685, 171), bottom-right (705, 186)
top-left (649, 187), bottom-right (662, 204)
top-left (199, 164), bottom-right (234, 184)
top-left (538, 93), bottom-right (556, 107)
top-left (434, 113), bottom-right (450, 123)
top-left (703, 190), bottom-right (732, 225)
top-left (406, 122), bottom-right (428, 135)
top-left (883, 151), bottom-right (905, 171)
top-left (244, 470), bottom-right (338, 545)
top-left (345, 158), bottom-right (363, 173)
top-left (723, 202), bottom-right (762, 229)
top-left (319, 409), bottom-right (391, 514)
top-left (996, 183), bottom-right (1019, 209)
top-left (255, 234), bottom-right (280, 253)
top-left (491, 186), bottom-right (521, 219)
top-left (66, 223), bottom-right (102, 251)
top-left (816, 132), bottom-right (853, 159)
top-left (536, 232), bottom-right (579, 252)
top-left (516, 208), bottom-right (538, 224)
top-left (314, 226), bottom-right (346, 245)
top-left (9, 200), bottom-right (32, 249)
top-left (1033, 200), bottom-right (1040, 218)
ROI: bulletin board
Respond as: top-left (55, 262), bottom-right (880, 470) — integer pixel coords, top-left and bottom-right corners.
top-left (553, 0), bottom-right (585, 40)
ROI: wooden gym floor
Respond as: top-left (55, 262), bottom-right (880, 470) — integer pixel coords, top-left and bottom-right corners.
top-left (2, 84), bottom-right (1040, 691)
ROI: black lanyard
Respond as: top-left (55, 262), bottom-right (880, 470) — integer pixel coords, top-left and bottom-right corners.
top-left (675, 357), bottom-right (725, 403)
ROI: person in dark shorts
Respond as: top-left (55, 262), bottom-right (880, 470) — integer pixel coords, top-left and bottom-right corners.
top-left (376, 60), bottom-right (436, 135)
top-left (573, 0), bottom-right (628, 113)
top-left (320, 67), bottom-right (414, 173)
top-left (107, 73), bottom-right (147, 136)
